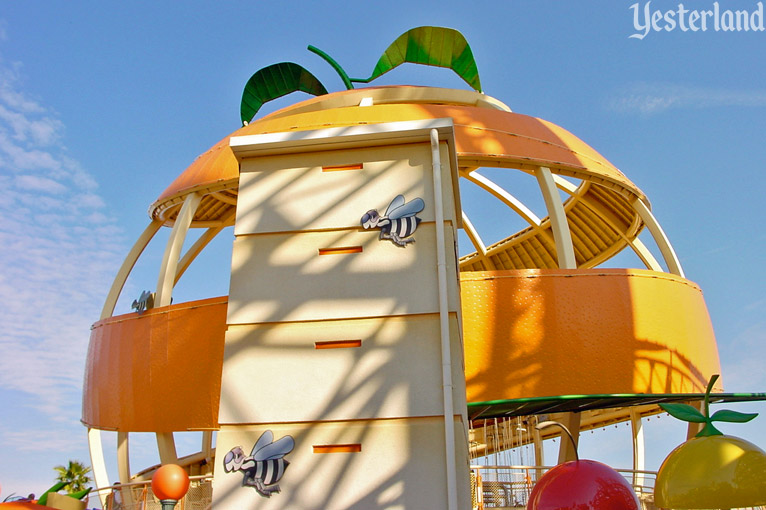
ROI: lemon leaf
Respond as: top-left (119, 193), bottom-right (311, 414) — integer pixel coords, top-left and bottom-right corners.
top-left (711, 409), bottom-right (759, 423)
top-left (660, 403), bottom-right (707, 423)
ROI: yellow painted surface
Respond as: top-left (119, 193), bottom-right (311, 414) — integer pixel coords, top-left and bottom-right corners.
top-left (461, 269), bottom-right (722, 403)
top-left (226, 225), bottom-right (459, 325)
top-left (213, 417), bottom-right (471, 510)
top-left (655, 435), bottom-right (766, 508)
top-left (82, 297), bottom-right (226, 432)
top-left (235, 143), bottom-right (456, 235)
top-left (219, 315), bottom-right (465, 424)
top-left (151, 87), bottom-right (644, 215)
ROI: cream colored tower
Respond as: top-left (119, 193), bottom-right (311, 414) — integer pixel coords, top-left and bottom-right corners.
top-left (212, 119), bottom-right (470, 510)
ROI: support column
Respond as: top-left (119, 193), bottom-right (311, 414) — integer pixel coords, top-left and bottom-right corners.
top-left (632, 198), bottom-right (685, 277)
top-left (532, 418), bottom-right (545, 481)
top-left (117, 432), bottom-right (131, 484)
top-left (100, 220), bottom-right (163, 319)
top-left (535, 166), bottom-right (576, 269)
top-left (87, 428), bottom-right (111, 507)
top-left (686, 401), bottom-right (705, 439)
top-left (156, 192), bottom-right (202, 307)
top-left (156, 432), bottom-right (178, 465)
top-left (630, 410), bottom-right (645, 489)
top-left (556, 412), bottom-right (581, 464)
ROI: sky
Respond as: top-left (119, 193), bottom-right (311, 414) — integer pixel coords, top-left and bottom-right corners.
top-left (0, 0), bottom-right (765, 501)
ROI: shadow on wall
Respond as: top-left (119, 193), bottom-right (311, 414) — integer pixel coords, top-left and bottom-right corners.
top-left (462, 269), bottom-right (722, 406)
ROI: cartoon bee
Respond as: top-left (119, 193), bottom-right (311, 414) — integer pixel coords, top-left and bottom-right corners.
top-left (223, 430), bottom-right (295, 498)
top-left (361, 194), bottom-right (425, 247)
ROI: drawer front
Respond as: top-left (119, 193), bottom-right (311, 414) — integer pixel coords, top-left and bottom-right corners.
top-left (235, 143), bottom-right (457, 235)
top-left (213, 417), bottom-right (471, 510)
top-left (227, 224), bottom-right (459, 324)
top-left (218, 315), bottom-right (466, 424)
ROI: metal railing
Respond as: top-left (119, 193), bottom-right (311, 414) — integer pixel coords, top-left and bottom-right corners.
top-left (470, 465), bottom-right (657, 510)
top-left (90, 476), bottom-right (213, 510)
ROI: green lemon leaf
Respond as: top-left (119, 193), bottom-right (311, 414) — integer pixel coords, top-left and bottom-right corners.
top-left (37, 482), bottom-right (67, 506)
top-left (660, 403), bottom-right (707, 423)
top-left (240, 63), bottom-right (328, 125)
top-left (69, 488), bottom-right (92, 501)
top-left (711, 409), bottom-right (759, 423)
top-left (355, 26), bottom-right (482, 92)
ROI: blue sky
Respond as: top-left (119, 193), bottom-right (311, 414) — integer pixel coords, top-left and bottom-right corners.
top-left (1, 0), bottom-right (765, 499)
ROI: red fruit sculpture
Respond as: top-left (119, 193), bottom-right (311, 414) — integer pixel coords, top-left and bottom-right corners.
top-left (527, 421), bottom-right (640, 510)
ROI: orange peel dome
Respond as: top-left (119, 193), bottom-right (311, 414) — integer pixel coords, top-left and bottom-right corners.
top-left (150, 86), bottom-right (645, 226)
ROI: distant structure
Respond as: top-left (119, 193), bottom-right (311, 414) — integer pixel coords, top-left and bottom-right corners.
top-left (83, 27), bottom-right (728, 510)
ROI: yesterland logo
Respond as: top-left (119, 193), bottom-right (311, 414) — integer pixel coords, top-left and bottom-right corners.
top-left (630, 1), bottom-right (765, 39)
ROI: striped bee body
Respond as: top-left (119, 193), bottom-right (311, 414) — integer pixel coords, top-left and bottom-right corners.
top-left (361, 195), bottom-right (425, 247)
top-left (253, 458), bottom-right (289, 486)
top-left (380, 216), bottom-right (421, 240)
top-left (224, 430), bottom-right (295, 498)
top-left (241, 458), bottom-right (289, 496)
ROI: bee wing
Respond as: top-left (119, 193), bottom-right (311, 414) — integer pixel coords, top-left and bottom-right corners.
top-left (253, 435), bottom-right (295, 461)
top-left (388, 197), bottom-right (425, 219)
top-left (384, 195), bottom-right (406, 216)
top-left (250, 430), bottom-right (274, 457)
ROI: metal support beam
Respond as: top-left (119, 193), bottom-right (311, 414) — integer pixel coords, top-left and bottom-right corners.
top-left (686, 400), bottom-right (705, 439)
top-left (156, 432), bottom-right (179, 465)
top-left (100, 220), bottom-right (163, 319)
top-left (87, 428), bottom-right (111, 507)
top-left (557, 412), bottom-right (581, 464)
top-left (535, 166), bottom-right (577, 269)
top-left (174, 207), bottom-right (235, 285)
top-left (156, 193), bottom-right (202, 307)
top-left (632, 198), bottom-right (685, 277)
top-left (532, 417), bottom-right (545, 481)
top-left (631, 409), bottom-right (646, 489)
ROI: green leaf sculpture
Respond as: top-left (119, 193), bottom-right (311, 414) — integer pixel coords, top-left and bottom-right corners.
top-left (308, 26), bottom-right (482, 92)
top-left (242, 26), bottom-right (483, 124)
top-left (357, 26), bottom-right (482, 91)
top-left (36, 482), bottom-right (67, 506)
top-left (240, 63), bottom-right (328, 125)
top-left (660, 374), bottom-right (758, 437)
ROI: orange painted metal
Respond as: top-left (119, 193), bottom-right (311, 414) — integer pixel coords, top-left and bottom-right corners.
top-left (151, 86), bottom-right (644, 217)
top-left (0, 503), bottom-right (50, 510)
top-left (82, 296), bottom-right (227, 432)
top-left (461, 269), bottom-right (722, 404)
top-left (83, 271), bottom-right (722, 432)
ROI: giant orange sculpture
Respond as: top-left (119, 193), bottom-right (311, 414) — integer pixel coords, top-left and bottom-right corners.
top-left (82, 27), bottom-right (734, 510)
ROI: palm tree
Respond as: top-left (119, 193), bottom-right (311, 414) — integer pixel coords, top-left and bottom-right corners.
top-left (53, 460), bottom-right (92, 494)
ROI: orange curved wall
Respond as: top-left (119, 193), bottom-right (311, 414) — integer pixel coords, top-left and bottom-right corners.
top-left (82, 296), bottom-right (226, 432)
top-left (462, 269), bottom-right (722, 404)
top-left (82, 271), bottom-right (722, 431)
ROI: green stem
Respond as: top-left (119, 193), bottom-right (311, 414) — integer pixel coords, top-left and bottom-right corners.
top-left (307, 45), bottom-right (354, 90)
top-left (704, 374), bottom-right (719, 419)
top-left (698, 374), bottom-right (722, 437)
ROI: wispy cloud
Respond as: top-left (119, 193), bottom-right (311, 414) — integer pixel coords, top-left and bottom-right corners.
top-left (0, 50), bottom-right (125, 439)
top-left (608, 82), bottom-right (766, 115)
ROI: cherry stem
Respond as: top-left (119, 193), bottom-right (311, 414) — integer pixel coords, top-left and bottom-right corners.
top-left (536, 420), bottom-right (579, 461)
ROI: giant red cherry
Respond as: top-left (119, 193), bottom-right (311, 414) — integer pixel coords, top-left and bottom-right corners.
top-left (528, 458), bottom-right (640, 510)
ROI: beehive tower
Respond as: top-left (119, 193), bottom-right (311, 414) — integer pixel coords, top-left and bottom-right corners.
top-left (212, 121), bottom-right (470, 509)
